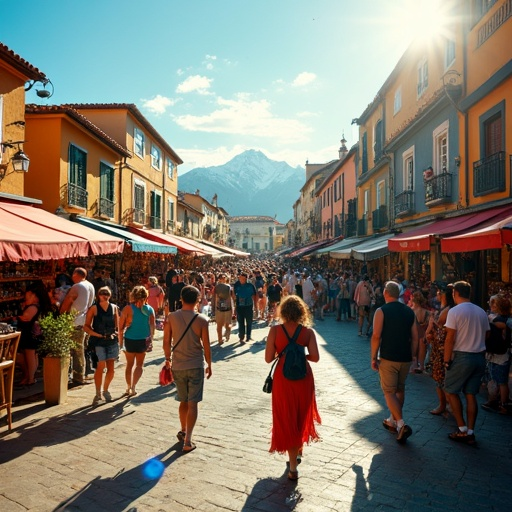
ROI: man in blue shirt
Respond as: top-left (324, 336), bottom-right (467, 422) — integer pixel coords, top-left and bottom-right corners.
top-left (232, 272), bottom-right (257, 343)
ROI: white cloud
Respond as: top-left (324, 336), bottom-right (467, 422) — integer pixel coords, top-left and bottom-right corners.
top-left (177, 68), bottom-right (184, 76)
top-left (177, 145), bottom-right (249, 173)
top-left (173, 94), bottom-right (311, 143)
top-left (292, 72), bottom-right (317, 87)
top-left (141, 95), bottom-right (175, 115)
top-left (176, 75), bottom-right (213, 95)
top-left (204, 54), bottom-right (217, 70)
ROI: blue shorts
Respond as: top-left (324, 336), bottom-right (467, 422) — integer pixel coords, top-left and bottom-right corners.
top-left (95, 343), bottom-right (119, 362)
top-left (444, 351), bottom-right (486, 395)
top-left (172, 367), bottom-right (205, 403)
top-left (488, 360), bottom-right (511, 385)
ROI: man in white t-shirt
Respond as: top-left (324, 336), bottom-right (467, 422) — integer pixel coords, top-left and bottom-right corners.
top-left (443, 281), bottom-right (489, 445)
top-left (60, 267), bottom-right (96, 384)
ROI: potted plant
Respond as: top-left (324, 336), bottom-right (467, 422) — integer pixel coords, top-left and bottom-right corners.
top-left (38, 312), bottom-right (77, 406)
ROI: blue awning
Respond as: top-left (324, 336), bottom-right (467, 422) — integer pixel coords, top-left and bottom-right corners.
top-left (73, 217), bottom-right (177, 254)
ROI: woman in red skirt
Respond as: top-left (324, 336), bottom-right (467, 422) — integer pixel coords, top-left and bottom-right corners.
top-left (265, 295), bottom-right (321, 480)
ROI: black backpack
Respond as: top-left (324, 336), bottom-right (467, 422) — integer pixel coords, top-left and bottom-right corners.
top-left (281, 325), bottom-right (306, 380)
top-left (486, 318), bottom-right (511, 355)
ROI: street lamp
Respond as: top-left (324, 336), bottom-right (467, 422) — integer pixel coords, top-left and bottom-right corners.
top-left (0, 141), bottom-right (30, 181)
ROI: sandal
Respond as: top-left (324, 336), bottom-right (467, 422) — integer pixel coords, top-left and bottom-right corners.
top-left (288, 470), bottom-right (299, 481)
top-left (176, 431), bottom-right (186, 442)
top-left (182, 442), bottom-right (196, 453)
top-left (429, 408), bottom-right (445, 416)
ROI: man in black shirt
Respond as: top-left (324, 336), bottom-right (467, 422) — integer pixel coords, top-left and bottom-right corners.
top-left (371, 281), bottom-right (418, 443)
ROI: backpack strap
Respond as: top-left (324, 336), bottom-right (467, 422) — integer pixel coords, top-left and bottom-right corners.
top-left (280, 324), bottom-right (302, 344)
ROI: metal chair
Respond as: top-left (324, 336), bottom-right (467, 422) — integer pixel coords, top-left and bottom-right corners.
top-left (0, 331), bottom-right (21, 431)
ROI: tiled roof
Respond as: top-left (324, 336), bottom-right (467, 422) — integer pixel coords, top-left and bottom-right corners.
top-left (0, 42), bottom-right (47, 81)
top-left (25, 104), bottom-right (131, 157)
top-left (65, 103), bottom-right (183, 164)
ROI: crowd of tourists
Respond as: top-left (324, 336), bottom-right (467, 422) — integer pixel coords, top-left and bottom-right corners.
top-left (12, 255), bottom-right (511, 479)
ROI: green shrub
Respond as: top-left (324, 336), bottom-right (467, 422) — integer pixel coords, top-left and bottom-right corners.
top-left (37, 312), bottom-right (78, 358)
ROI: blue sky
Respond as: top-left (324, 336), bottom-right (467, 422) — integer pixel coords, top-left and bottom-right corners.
top-left (1, 0), bottom-right (438, 174)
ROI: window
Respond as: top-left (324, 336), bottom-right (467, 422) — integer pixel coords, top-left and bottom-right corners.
top-left (168, 199), bottom-right (175, 222)
top-left (374, 120), bottom-right (383, 162)
top-left (167, 158), bottom-right (175, 179)
top-left (100, 162), bottom-right (114, 200)
top-left (403, 146), bottom-right (415, 191)
top-left (445, 39), bottom-right (456, 69)
top-left (134, 179), bottom-right (145, 212)
top-left (433, 121), bottom-right (449, 174)
top-left (377, 180), bottom-right (385, 207)
top-left (484, 112), bottom-right (503, 156)
top-left (151, 144), bottom-right (162, 170)
top-left (69, 144), bottom-right (87, 189)
top-left (394, 87), bottom-right (402, 115)
top-left (134, 128), bottom-right (145, 158)
top-left (150, 190), bottom-right (162, 228)
top-left (364, 189), bottom-right (370, 215)
top-left (362, 132), bottom-right (368, 173)
top-left (417, 59), bottom-right (428, 97)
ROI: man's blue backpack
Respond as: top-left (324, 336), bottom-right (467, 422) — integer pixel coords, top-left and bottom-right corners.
top-left (281, 325), bottom-right (306, 380)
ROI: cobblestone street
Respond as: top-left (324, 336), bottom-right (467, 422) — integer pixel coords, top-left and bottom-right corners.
top-left (1, 315), bottom-right (511, 511)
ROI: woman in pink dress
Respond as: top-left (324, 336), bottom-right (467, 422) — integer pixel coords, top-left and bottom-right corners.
top-left (265, 295), bottom-right (321, 480)
top-left (146, 276), bottom-right (164, 313)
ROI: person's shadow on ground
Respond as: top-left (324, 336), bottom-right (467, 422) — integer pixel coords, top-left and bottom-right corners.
top-left (52, 445), bottom-right (182, 512)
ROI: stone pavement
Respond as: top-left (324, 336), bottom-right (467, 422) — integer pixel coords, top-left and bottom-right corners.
top-left (1, 314), bottom-right (511, 512)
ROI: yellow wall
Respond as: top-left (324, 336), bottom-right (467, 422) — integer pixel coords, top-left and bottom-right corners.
top-left (0, 66), bottom-right (28, 196)
top-left (25, 114), bottom-right (123, 218)
top-left (466, 5), bottom-right (512, 95)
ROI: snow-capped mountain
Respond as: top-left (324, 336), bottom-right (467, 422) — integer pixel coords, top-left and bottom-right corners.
top-left (178, 150), bottom-right (305, 223)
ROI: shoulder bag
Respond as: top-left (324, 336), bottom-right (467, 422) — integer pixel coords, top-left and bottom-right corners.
top-left (160, 313), bottom-right (199, 386)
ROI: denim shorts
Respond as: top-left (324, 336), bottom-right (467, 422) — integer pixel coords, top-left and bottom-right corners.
top-left (95, 343), bottom-right (120, 362)
top-left (444, 351), bottom-right (486, 395)
top-left (172, 367), bottom-right (205, 403)
top-left (488, 360), bottom-right (511, 385)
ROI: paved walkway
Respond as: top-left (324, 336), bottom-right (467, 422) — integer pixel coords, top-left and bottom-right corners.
top-left (1, 315), bottom-right (511, 511)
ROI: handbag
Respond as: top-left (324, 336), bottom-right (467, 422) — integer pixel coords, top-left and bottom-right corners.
top-left (145, 336), bottom-right (153, 352)
top-left (263, 358), bottom-right (279, 393)
top-left (159, 366), bottom-right (174, 385)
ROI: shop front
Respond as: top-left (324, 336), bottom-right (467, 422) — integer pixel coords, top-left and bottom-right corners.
top-left (0, 201), bottom-right (125, 324)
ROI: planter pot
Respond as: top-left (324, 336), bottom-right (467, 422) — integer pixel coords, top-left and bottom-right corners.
top-left (43, 356), bottom-right (70, 406)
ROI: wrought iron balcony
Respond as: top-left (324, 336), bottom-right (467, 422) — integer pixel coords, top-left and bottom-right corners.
top-left (394, 190), bottom-right (415, 217)
top-left (167, 220), bottom-right (175, 232)
top-left (346, 218), bottom-right (357, 238)
top-left (372, 206), bottom-right (388, 231)
top-left (125, 208), bottom-right (145, 226)
top-left (424, 171), bottom-right (452, 206)
top-left (473, 151), bottom-right (506, 197)
top-left (67, 183), bottom-right (88, 209)
top-left (99, 197), bottom-right (114, 218)
top-left (149, 216), bottom-right (162, 230)
top-left (357, 216), bottom-right (367, 236)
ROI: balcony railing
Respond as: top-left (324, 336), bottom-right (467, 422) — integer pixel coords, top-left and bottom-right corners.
top-left (425, 171), bottom-right (452, 205)
top-left (372, 206), bottom-right (388, 231)
top-left (99, 197), bottom-right (114, 218)
top-left (394, 190), bottom-right (415, 217)
top-left (125, 208), bottom-right (145, 226)
top-left (473, 151), bottom-right (506, 197)
top-left (357, 216), bottom-right (367, 236)
top-left (67, 183), bottom-right (88, 209)
top-left (167, 220), bottom-right (175, 232)
top-left (149, 216), bottom-right (162, 230)
top-left (346, 218), bottom-right (357, 238)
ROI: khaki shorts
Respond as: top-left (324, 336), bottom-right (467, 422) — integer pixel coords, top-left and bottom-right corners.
top-left (378, 358), bottom-right (410, 393)
top-left (215, 309), bottom-right (232, 325)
